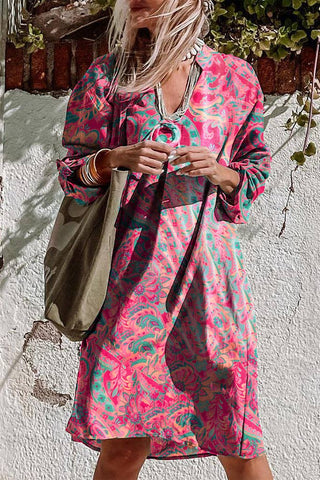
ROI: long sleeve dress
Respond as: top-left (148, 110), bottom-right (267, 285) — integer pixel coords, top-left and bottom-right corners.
top-left (56, 43), bottom-right (272, 460)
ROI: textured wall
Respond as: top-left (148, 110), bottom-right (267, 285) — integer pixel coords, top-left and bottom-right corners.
top-left (1, 89), bottom-right (319, 480)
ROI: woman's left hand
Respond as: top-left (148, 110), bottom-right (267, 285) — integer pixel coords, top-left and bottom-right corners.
top-left (171, 146), bottom-right (240, 196)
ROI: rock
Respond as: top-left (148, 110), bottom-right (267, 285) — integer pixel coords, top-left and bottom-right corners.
top-left (32, 2), bottom-right (110, 41)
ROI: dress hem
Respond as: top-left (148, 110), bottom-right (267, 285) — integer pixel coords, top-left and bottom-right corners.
top-left (66, 425), bottom-right (266, 461)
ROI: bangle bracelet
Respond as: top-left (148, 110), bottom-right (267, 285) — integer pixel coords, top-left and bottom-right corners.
top-left (88, 155), bottom-right (101, 184)
top-left (92, 148), bottom-right (111, 184)
top-left (79, 154), bottom-right (96, 186)
top-left (78, 149), bottom-right (111, 186)
top-left (85, 154), bottom-right (98, 185)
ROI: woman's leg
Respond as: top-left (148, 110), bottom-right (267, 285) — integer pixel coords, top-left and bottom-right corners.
top-left (93, 437), bottom-right (151, 480)
top-left (218, 453), bottom-right (274, 480)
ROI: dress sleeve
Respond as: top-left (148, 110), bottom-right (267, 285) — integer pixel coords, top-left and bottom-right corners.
top-left (56, 55), bottom-right (115, 206)
top-left (214, 83), bottom-right (272, 224)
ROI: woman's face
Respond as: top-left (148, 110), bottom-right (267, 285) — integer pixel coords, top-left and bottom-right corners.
top-left (129, 0), bottom-right (166, 31)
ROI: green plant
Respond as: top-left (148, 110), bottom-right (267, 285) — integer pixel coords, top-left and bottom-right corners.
top-left (279, 36), bottom-right (320, 237)
top-left (92, 0), bottom-right (320, 61)
top-left (8, 7), bottom-right (45, 53)
top-left (284, 87), bottom-right (319, 166)
top-left (209, 0), bottom-right (320, 61)
top-left (8, 22), bottom-right (45, 53)
top-left (90, 0), bottom-right (116, 14)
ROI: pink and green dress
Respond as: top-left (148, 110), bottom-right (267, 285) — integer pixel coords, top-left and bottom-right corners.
top-left (56, 43), bottom-right (272, 460)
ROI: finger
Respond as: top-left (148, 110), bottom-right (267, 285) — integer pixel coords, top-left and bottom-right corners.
top-left (175, 146), bottom-right (210, 155)
top-left (178, 167), bottom-right (214, 177)
top-left (177, 160), bottom-right (213, 175)
top-left (138, 140), bottom-right (173, 155)
top-left (140, 148), bottom-right (168, 162)
top-left (137, 165), bottom-right (163, 175)
top-left (138, 156), bottom-right (164, 170)
top-left (172, 152), bottom-right (213, 166)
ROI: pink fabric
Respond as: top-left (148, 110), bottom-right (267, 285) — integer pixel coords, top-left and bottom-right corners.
top-left (57, 44), bottom-right (272, 460)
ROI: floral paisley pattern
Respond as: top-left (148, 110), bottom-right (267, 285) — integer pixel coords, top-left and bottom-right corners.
top-left (57, 44), bottom-right (272, 459)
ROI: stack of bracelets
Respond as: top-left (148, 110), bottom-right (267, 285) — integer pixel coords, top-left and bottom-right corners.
top-left (78, 148), bottom-right (111, 186)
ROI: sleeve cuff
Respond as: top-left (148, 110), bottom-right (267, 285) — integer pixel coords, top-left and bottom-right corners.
top-left (215, 169), bottom-right (249, 224)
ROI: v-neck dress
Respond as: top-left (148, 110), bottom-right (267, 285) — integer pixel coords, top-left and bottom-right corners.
top-left (56, 44), bottom-right (272, 460)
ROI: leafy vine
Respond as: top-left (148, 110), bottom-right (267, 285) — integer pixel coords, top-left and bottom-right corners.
top-left (279, 36), bottom-right (320, 237)
top-left (8, 6), bottom-right (45, 54)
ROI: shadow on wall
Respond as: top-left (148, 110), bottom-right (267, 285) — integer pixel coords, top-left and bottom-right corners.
top-left (1, 160), bottom-right (61, 273)
top-left (1, 90), bottom-right (68, 287)
top-left (1, 90), bottom-right (77, 404)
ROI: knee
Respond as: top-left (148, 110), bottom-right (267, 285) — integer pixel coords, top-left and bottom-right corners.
top-left (97, 437), bottom-right (150, 475)
top-left (218, 453), bottom-right (272, 479)
top-left (218, 455), bottom-right (253, 475)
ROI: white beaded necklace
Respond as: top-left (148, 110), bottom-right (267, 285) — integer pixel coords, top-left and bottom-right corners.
top-left (182, 37), bottom-right (204, 62)
top-left (155, 59), bottom-right (202, 121)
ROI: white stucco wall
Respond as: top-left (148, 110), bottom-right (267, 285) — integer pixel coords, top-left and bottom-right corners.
top-left (1, 89), bottom-right (319, 480)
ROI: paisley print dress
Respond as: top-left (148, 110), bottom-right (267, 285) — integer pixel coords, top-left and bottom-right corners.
top-left (56, 44), bottom-right (272, 460)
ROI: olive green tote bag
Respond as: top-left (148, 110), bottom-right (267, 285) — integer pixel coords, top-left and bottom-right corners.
top-left (44, 169), bottom-right (129, 342)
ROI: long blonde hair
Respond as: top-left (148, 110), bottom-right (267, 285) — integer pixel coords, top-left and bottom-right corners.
top-left (106, 0), bottom-right (209, 96)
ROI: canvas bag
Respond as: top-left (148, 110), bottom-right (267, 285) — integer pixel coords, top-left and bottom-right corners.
top-left (44, 168), bottom-right (129, 342)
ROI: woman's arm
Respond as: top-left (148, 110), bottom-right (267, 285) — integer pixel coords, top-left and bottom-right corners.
top-left (214, 90), bottom-right (272, 224)
top-left (57, 53), bottom-right (121, 205)
top-left (208, 163), bottom-right (240, 196)
top-left (171, 86), bottom-right (271, 224)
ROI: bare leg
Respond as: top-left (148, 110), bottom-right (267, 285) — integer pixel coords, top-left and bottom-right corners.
top-left (218, 453), bottom-right (274, 480)
top-left (93, 437), bottom-right (151, 480)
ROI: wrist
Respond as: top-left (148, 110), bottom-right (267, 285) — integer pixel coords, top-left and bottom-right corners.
top-left (215, 164), bottom-right (240, 195)
top-left (95, 148), bottom-right (118, 171)
top-left (93, 148), bottom-right (124, 184)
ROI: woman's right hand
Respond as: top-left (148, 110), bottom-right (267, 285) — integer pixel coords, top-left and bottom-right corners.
top-left (101, 140), bottom-right (173, 176)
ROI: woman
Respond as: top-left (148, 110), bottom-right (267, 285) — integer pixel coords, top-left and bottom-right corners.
top-left (56, 1), bottom-right (274, 479)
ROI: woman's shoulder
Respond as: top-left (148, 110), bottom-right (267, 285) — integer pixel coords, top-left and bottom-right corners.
top-left (203, 45), bottom-right (259, 88)
top-left (69, 51), bottom-right (116, 103)
top-left (202, 44), bottom-right (261, 96)
top-left (84, 51), bottom-right (117, 84)
top-left (219, 51), bottom-right (260, 91)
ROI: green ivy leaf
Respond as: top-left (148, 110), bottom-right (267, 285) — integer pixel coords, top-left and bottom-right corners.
top-left (296, 115), bottom-right (309, 126)
top-left (311, 29), bottom-right (320, 40)
top-left (303, 100), bottom-right (311, 112)
top-left (297, 94), bottom-right (304, 106)
top-left (284, 118), bottom-right (294, 129)
top-left (305, 142), bottom-right (316, 156)
top-left (291, 151), bottom-right (306, 165)
top-left (308, 0), bottom-right (319, 6)
top-left (292, 0), bottom-right (303, 9)
top-left (291, 30), bottom-right (308, 42)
